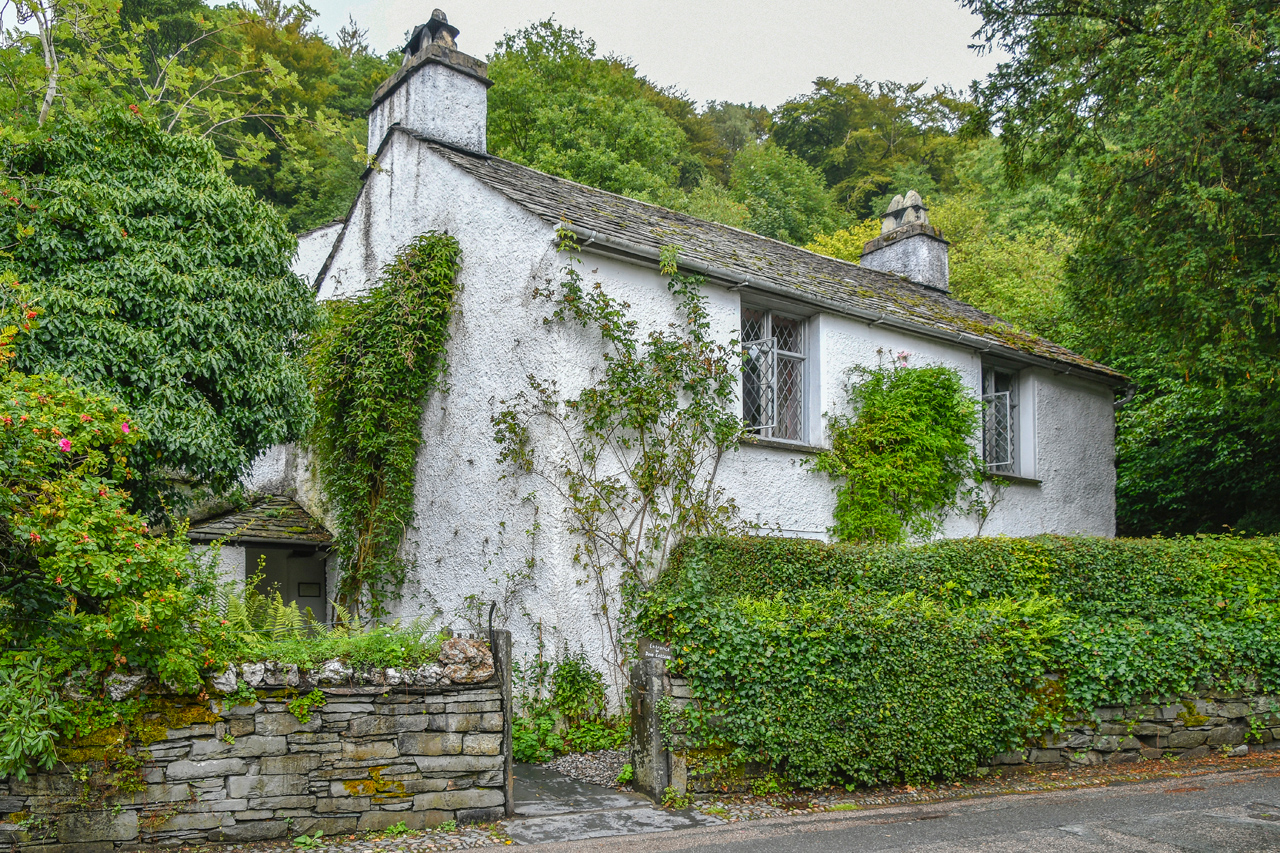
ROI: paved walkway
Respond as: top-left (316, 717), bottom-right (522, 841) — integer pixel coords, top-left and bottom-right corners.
top-left (505, 764), bottom-right (723, 845)
top-left (521, 766), bottom-right (1280, 852)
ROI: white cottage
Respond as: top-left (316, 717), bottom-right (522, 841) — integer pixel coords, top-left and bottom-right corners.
top-left (204, 10), bottom-right (1125, 680)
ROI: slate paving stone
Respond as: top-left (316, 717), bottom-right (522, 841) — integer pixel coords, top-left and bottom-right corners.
top-left (505, 763), bottom-right (723, 844)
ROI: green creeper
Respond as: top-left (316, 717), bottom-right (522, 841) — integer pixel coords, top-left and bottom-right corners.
top-left (306, 233), bottom-right (463, 619)
top-left (811, 362), bottom-right (986, 544)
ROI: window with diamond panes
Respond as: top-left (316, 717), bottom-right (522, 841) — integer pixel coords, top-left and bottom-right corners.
top-left (742, 307), bottom-right (805, 441)
top-left (982, 366), bottom-right (1017, 473)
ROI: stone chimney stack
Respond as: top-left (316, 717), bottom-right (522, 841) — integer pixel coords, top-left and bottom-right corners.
top-left (859, 190), bottom-right (950, 292)
top-left (367, 10), bottom-right (492, 155)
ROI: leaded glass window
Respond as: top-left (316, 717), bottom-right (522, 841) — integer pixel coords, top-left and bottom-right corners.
top-left (982, 366), bottom-right (1018, 473)
top-left (742, 307), bottom-right (805, 441)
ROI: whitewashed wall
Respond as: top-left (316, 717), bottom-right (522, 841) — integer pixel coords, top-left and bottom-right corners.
top-left (193, 543), bottom-right (245, 586)
top-left (295, 131), bottom-right (1116, 699)
top-left (292, 221), bottom-right (344, 288)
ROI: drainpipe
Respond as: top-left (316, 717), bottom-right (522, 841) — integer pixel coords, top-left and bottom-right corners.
top-left (1113, 385), bottom-right (1137, 411)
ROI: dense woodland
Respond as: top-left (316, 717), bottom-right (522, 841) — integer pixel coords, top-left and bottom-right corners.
top-left (2, 0), bottom-right (1277, 535)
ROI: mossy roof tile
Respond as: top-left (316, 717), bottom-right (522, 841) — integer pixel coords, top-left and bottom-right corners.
top-left (414, 133), bottom-right (1123, 384)
top-left (187, 495), bottom-right (331, 545)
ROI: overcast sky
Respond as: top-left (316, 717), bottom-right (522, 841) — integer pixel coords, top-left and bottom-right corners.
top-left (303, 0), bottom-right (1004, 108)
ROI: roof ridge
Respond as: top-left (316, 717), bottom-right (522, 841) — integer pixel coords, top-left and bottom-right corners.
top-left (415, 133), bottom-right (901, 284)
top-left (399, 133), bottom-right (1123, 383)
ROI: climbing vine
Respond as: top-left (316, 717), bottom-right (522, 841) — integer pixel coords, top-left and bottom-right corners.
top-left (812, 355), bottom-right (987, 543)
top-left (306, 233), bottom-right (463, 619)
top-left (492, 239), bottom-right (744, 685)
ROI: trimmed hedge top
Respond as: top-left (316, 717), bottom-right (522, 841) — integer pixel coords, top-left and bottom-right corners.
top-left (657, 534), bottom-right (1280, 614)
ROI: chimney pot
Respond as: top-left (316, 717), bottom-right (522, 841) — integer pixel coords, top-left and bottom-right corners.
top-left (368, 9), bottom-right (492, 154)
top-left (862, 188), bottom-right (950, 292)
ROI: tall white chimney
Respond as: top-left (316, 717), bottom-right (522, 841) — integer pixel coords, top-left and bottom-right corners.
top-left (367, 10), bottom-right (492, 155)
top-left (859, 190), bottom-right (950, 292)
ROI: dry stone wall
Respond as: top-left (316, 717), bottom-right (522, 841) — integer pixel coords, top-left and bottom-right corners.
top-left (631, 658), bottom-right (1279, 799)
top-left (0, 634), bottom-right (513, 852)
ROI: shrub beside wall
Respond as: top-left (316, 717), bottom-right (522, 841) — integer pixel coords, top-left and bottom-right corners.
top-left (636, 535), bottom-right (1280, 787)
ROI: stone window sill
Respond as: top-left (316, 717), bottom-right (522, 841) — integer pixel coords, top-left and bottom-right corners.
top-left (739, 435), bottom-right (825, 455)
top-left (991, 473), bottom-right (1043, 487)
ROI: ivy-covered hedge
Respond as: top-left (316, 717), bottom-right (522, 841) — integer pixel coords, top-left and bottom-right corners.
top-left (636, 535), bottom-right (1280, 787)
top-left (651, 535), bottom-right (1280, 610)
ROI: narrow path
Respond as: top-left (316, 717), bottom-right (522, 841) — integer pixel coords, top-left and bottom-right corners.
top-left (505, 764), bottom-right (723, 845)
top-left (522, 766), bottom-right (1280, 852)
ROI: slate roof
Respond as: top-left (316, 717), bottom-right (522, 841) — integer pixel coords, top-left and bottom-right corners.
top-left (187, 495), bottom-right (332, 546)
top-left (410, 132), bottom-right (1124, 385)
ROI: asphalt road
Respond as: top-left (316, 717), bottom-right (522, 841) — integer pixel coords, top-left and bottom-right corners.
top-left (526, 767), bottom-right (1280, 852)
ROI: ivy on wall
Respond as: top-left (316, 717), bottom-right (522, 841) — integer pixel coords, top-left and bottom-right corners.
top-left (307, 233), bottom-right (463, 618)
top-left (812, 357), bottom-right (986, 543)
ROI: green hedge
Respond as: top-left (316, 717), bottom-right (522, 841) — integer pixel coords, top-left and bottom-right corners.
top-left (636, 535), bottom-right (1280, 787)
top-left (652, 535), bottom-right (1280, 613)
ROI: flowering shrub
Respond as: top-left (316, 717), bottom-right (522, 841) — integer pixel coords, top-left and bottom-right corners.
top-left (1, 286), bottom-right (235, 776)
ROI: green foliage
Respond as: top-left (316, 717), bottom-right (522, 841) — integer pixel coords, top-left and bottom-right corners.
top-left (1, 113), bottom-right (318, 513)
top-left (638, 533), bottom-right (1280, 786)
top-left (811, 360), bottom-right (985, 543)
top-left (661, 785), bottom-right (692, 809)
top-left (964, 0), bottom-right (1280, 534)
top-left (512, 710), bottom-right (562, 763)
top-left (551, 650), bottom-right (607, 724)
top-left (293, 831), bottom-right (323, 849)
top-left (772, 77), bottom-right (973, 216)
top-left (560, 717), bottom-right (628, 753)
top-left (512, 648), bottom-right (626, 760)
top-left (1114, 376), bottom-right (1280, 535)
top-left (493, 241), bottom-right (743, 678)
top-left (0, 658), bottom-right (70, 780)
top-left (286, 689), bottom-right (327, 723)
top-left (0, 296), bottom-right (228, 688)
top-left (728, 142), bottom-right (841, 245)
top-left (381, 821), bottom-right (410, 837)
top-left (0, 298), bottom-right (243, 775)
top-left (615, 762), bottom-right (634, 785)
top-left (924, 140), bottom-right (1081, 342)
top-left (306, 232), bottom-right (462, 618)
top-left (0, 0), bottom-right (394, 232)
top-left (655, 534), bottom-right (1280, 615)
top-left (435, 820), bottom-right (457, 833)
top-left (211, 582), bottom-right (447, 669)
top-left (487, 21), bottom-right (689, 198)
top-left (226, 681), bottom-right (258, 707)
top-left (803, 218), bottom-right (882, 263)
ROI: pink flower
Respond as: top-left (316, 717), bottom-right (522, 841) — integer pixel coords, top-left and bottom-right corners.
top-left (58, 438), bottom-right (71, 452)
top-left (121, 422), bottom-right (130, 434)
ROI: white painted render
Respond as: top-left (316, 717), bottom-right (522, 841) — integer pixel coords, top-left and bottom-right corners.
top-left (193, 543), bottom-right (245, 586)
top-left (292, 221), bottom-right (344, 287)
top-left (367, 63), bottom-right (488, 155)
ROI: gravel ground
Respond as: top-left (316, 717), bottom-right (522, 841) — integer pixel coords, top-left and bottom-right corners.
top-left (169, 824), bottom-right (513, 853)
top-left (540, 748), bottom-right (632, 790)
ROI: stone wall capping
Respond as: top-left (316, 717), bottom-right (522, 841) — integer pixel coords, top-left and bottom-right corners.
top-left (1, 632), bottom-right (512, 851)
